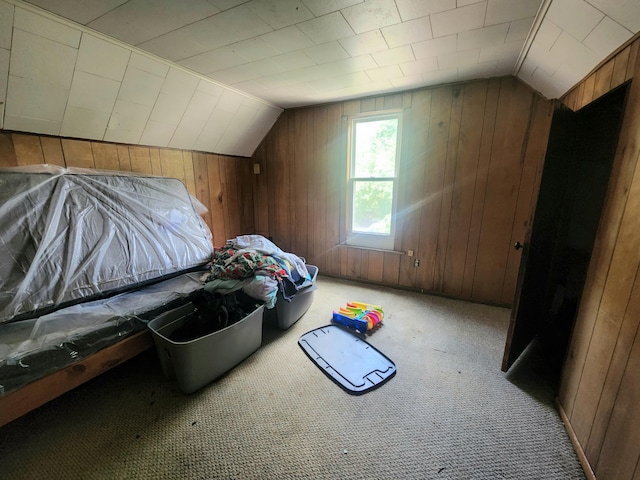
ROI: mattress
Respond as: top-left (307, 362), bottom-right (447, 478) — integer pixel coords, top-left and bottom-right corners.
top-left (0, 166), bottom-right (214, 324)
top-left (0, 165), bottom-right (215, 397)
top-left (0, 272), bottom-right (205, 397)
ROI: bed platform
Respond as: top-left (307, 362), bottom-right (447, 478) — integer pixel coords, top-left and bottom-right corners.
top-left (0, 165), bottom-right (214, 426)
top-left (0, 330), bottom-right (153, 427)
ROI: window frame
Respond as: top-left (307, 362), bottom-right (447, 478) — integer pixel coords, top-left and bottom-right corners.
top-left (346, 110), bottom-right (403, 251)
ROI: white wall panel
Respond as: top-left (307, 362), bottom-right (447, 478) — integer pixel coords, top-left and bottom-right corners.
top-left (9, 28), bottom-right (76, 89)
top-left (0, 1), bottom-right (14, 49)
top-left (380, 16), bottom-right (433, 48)
top-left (588, 0), bottom-right (640, 32)
top-left (6, 0), bottom-right (640, 108)
top-left (66, 71), bottom-right (120, 113)
top-left (6, 72), bottom-right (70, 126)
top-left (0, 47), bottom-right (9, 129)
top-left (0, 0), bottom-right (9, 129)
top-left (516, 0), bottom-right (636, 99)
top-left (76, 34), bottom-right (130, 81)
top-left (25, 0), bottom-right (128, 25)
top-left (60, 106), bottom-right (111, 139)
top-left (109, 100), bottom-right (152, 132)
top-left (486, 0), bottom-right (541, 25)
top-left (546, 0), bottom-right (603, 42)
top-left (139, 119), bottom-right (177, 147)
top-left (14, 7), bottom-right (80, 47)
top-left (430, 2), bottom-right (486, 37)
top-left (339, 30), bottom-right (388, 57)
top-left (341, 0), bottom-right (402, 34)
top-left (169, 92), bottom-right (220, 149)
top-left (393, 0), bottom-right (455, 21)
top-left (129, 52), bottom-right (169, 78)
top-left (584, 16), bottom-right (634, 58)
top-left (3, 113), bottom-right (61, 135)
top-left (297, 12), bottom-right (354, 44)
top-left (5, 24), bottom-right (76, 133)
top-left (118, 67), bottom-right (164, 107)
top-left (86, 0), bottom-right (221, 46)
top-left (169, 116), bottom-right (207, 150)
top-left (1, 1), bottom-right (282, 157)
top-left (103, 128), bottom-right (144, 145)
top-left (194, 113), bottom-right (229, 152)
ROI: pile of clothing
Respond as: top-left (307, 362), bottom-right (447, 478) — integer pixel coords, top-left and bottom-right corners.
top-left (200, 235), bottom-right (313, 309)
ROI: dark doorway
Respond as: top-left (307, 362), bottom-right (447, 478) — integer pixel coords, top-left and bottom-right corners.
top-left (502, 83), bottom-right (629, 381)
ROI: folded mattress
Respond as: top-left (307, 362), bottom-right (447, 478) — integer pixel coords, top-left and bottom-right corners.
top-left (0, 166), bottom-right (214, 324)
top-left (0, 272), bottom-right (205, 397)
top-left (0, 165), bottom-right (215, 397)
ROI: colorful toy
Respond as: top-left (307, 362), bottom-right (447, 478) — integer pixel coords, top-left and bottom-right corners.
top-left (332, 301), bottom-right (384, 333)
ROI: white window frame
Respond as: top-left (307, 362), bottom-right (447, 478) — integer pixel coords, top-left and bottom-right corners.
top-left (346, 111), bottom-right (402, 251)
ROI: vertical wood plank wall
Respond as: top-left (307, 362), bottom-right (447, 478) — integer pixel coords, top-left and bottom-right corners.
top-left (557, 37), bottom-right (640, 480)
top-left (252, 76), bottom-right (553, 306)
top-left (0, 132), bottom-right (253, 247)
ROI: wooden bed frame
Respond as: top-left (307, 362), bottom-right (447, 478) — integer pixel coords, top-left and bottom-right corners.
top-left (0, 330), bottom-right (154, 427)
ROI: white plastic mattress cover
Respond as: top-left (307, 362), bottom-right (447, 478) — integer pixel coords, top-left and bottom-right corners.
top-left (0, 272), bottom-right (205, 397)
top-left (0, 165), bottom-right (213, 324)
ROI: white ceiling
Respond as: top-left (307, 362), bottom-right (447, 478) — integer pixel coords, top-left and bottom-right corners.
top-left (19, 0), bottom-right (640, 107)
top-left (1, 0), bottom-right (639, 157)
top-left (0, 0), bottom-right (284, 156)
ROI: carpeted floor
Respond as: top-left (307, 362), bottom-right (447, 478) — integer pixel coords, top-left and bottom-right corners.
top-left (0, 275), bottom-right (585, 480)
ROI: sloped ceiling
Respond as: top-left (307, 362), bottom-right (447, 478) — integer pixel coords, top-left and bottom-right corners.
top-left (1, 0), bottom-right (639, 158)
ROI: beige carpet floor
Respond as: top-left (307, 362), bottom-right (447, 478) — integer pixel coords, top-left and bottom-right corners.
top-left (0, 275), bottom-right (585, 479)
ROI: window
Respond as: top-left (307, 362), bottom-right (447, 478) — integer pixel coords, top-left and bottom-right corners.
top-left (347, 112), bottom-right (402, 250)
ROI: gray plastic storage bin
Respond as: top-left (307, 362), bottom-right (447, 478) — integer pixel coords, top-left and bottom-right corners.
top-left (265, 265), bottom-right (318, 329)
top-left (148, 302), bottom-right (264, 394)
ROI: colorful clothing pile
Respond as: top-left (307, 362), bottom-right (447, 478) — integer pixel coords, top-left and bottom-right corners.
top-left (200, 235), bottom-right (312, 309)
top-left (202, 245), bottom-right (287, 282)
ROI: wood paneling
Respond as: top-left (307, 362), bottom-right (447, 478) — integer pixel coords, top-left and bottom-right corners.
top-left (205, 154), bottom-right (227, 246)
top-left (117, 145), bottom-right (132, 171)
top-left (0, 131), bottom-right (252, 246)
top-left (192, 152), bottom-right (213, 232)
top-left (0, 331), bottom-right (154, 428)
top-left (396, 89), bottom-right (427, 289)
top-left (325, 103), bottom-right (344, 275)
top-left (503, 94), bottom-right (552, 303)
top-left (12, 133), bottom-right (44, 165)
top-left (558, 35), bottom-right (640, 480)
top-left (40, 137), bottom-right (65, 166)
top-left (253, 76), bottom-right (552, 305)
top-left (128, 146), bottom-right (153, 174)
top-left (251, 143), bottom-right (269, 238)
top-left (561, 36), bottom-right (639, 112)
top-left (92, 142), bottom-right (120, 171)
top-left (61, 139), bottom-right (94, 168)
top-left (416, 85), bottom-right (452, 293)
top-left (443, 82), bottom-right (485, 298)
top-left (462, 79), bottom-right (500, 298)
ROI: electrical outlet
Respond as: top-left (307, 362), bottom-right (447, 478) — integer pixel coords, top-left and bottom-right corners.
top-left (407, 249), bottom-right (414, 257)
top-left (414, 259), bottom-right (420, 268)
top-left (253, 163), bottom-right (261, 174)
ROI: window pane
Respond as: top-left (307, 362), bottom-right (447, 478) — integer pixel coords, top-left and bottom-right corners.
top-left (354, 118), bottom-right (398, 178)
top-left (352, 180), bottom-right (393, 234)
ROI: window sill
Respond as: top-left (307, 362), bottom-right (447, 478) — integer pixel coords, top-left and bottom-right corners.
top-left (337, 243), bottom-right (406, 255)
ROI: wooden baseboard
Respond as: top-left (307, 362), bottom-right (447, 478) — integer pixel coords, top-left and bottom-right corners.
top-left (0, 331), bottom-right (154, 427)
top-left (556, 398), bottom-right (597, 480)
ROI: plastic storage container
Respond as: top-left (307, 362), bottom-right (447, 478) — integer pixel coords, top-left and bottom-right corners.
top-left (148, 301), bottom-right (264, 394)
top-left (264, 265), bottom-right (318, 329)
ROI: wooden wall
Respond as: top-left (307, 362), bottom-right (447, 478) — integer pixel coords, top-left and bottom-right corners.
top-left (0, 131), bottom-right (254, 247)
top-left (252, 76), bottom-right (553, 306)
top-left (557, 37), bottom-right (640, 480)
